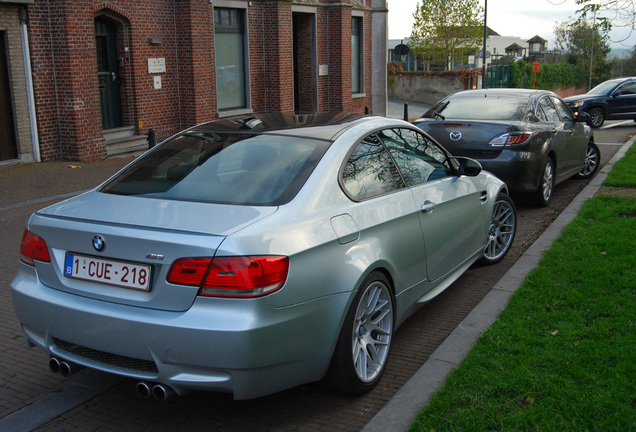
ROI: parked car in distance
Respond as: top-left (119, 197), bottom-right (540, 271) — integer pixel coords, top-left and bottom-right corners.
top-left (12, 113), bottom-right (517, 401)
top-left (414, 89), bottom-right (600, 207)
top-left (564, 77), bottom-right (636, 128)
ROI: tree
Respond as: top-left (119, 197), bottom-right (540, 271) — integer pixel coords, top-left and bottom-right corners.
top-left (610, 45), bottom-right (636, 76)
top-left (408, 0), bottom-right (484, 70)
top-left (574, 0), bottom-right (635, 45)
top-left (554, 20), bottom-right (612, 87)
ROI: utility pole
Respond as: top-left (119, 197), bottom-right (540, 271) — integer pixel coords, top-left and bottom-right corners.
top-left (482, 0), bottom-right (488, 88)
top-left (589, 8), bottom-right (596, 90)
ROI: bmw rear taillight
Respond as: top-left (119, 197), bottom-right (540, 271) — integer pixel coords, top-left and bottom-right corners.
top-left (489, 132), bottom-right (532, 147)
top-left (20, 229), bottom-right (51, 266)
top-left (167, 256), bottom-right (289, 298)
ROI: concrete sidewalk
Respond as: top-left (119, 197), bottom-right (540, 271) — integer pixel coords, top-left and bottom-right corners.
top-left (387, 99), bottom-right (431, 120)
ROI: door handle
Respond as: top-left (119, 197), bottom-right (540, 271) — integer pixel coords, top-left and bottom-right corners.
top-left (421, 200), bottom-right (437, 214)
top-left (111, 72), bottom-right (117, 82)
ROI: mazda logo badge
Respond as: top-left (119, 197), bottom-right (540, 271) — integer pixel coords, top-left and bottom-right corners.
top-left (92, 235), bottom-right (106, 252)
top-left (450, 131), bottom-right (462, 141)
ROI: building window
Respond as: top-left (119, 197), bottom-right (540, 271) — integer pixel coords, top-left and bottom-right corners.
top-left (214, 8), bottom-right (247, 111)
top-left (352, 17), bottom-right (363, 94)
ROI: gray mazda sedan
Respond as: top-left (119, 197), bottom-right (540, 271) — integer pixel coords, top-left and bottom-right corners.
top-left (12, 113), bottom-right (516, 400)
top-left (414, 89), bottom-right (600, 206)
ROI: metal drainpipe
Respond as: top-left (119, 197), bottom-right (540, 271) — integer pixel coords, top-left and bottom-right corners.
top-left (19, 7), bottom-right (41, 162)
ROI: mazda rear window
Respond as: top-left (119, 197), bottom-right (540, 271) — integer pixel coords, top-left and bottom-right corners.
top-left (426, 96), bottom-right (528, 121)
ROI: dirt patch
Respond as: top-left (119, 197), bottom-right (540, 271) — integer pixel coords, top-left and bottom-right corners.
top-left (597, 186), bottom-right (636, 198)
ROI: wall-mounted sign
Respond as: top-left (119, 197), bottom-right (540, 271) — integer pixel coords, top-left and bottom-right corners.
top-left (154, 76), bottom-right (162, 89)
top-left (319, 65), bottom-right (328, 76)
top-left (148, 58), bottom-right (166, 74)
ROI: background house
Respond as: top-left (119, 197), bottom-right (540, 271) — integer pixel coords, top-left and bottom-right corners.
top-left (0, 0), bottom-right (388, 163)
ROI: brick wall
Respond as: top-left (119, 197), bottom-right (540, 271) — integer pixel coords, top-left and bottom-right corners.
top-left (24, 0), bottom-right (376, 162)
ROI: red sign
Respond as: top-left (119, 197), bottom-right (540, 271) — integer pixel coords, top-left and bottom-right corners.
top-left (532, 62), bottom-right (541, 73)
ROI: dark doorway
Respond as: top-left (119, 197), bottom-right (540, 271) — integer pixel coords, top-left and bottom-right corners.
top-left (0, 32), bottom-right (18, 161)
top-left (95, 18), bottom-right (122, 130)
top-left (293, 13), bottom-right (316, 114)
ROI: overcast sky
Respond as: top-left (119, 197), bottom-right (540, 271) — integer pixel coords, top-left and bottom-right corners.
top-left (387, 0), bottom-right (636, 50)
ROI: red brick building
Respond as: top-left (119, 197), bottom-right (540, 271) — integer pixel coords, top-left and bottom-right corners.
top-left (0, 0), bottom-right (388, 162)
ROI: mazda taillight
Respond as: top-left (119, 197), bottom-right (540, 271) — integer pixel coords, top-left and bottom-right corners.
top-left (20, 229), bottom-right (51, 266)
top-left (489, 132), bottom-right (532, 147)
top-left (167, 256), bottom-right (289, 298)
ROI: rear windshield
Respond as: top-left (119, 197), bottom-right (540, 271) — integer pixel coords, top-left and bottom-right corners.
top-left (100, 131), bottom-right (329, 206)
top-left (425, 96), bottom-right (529, 121)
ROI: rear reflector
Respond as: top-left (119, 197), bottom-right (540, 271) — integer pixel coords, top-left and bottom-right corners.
top-left (20, 230), bottom-right (51, 266)
top-left (167, 256), bottom-right (289, 298)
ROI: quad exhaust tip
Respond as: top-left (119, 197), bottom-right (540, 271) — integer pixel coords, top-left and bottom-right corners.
top-left (136, 381), bottom-right (176, 402)
top-left (49, 357), bottom-right (83, 377)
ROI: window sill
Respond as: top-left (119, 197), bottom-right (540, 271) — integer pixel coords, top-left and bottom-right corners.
top-left (352, 93), bottom-right (367, 99)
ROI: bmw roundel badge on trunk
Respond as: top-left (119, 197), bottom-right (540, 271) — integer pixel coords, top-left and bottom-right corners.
top-left (92, 235), bottom-right (105, 252)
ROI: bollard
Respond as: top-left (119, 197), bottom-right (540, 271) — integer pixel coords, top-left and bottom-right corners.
top-left (148, 128), bottom-right (156, 149)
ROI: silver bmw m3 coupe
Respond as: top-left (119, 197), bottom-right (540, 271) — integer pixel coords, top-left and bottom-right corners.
top-left (11, 113), bottom-right (516, 400)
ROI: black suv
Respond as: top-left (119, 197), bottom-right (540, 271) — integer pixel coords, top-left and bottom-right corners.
top-left (564, 77), bottom-right (636, 128)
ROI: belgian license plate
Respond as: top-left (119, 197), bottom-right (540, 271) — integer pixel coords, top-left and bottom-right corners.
top-left (64, 253), bottom-right (151, 291)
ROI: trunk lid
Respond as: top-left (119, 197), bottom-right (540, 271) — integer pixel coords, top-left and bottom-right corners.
top-left (29, 191), bottom-right (277, 311)
top-left (416, 119), bottom-right (521, 159)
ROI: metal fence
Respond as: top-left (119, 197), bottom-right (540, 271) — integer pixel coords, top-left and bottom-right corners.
top-left (486, 64), bottom-right (510, 88)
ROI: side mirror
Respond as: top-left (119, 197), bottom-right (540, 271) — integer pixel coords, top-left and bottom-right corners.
top-left (575, 111), bottom-right (590, 123)
top-left (454, 157), bottom-right (482, 177)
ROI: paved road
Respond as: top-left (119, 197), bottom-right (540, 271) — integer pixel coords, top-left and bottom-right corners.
top-left (0, 121), bottom-right (632, 432)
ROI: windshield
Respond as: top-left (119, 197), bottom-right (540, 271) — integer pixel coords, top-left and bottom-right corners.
top-left (100, 131), bottom-right (329, 206)
top-left (424, 96), bottom-right (529, 121)
top-left (588, 80), bottom-right (619, 95)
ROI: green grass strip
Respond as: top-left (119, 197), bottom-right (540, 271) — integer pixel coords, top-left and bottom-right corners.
top-left (605, 143), bottom-right (636, 188)
top-left (410, 195), bottom-right (636, 432)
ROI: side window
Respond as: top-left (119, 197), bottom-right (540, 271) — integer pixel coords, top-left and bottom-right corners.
top-left (379, 128), bottom-right (453, 186)
top-left (342, 134), bottom-right (405, 200)
top-left (551, 97), bottom-right (573, 122)
top-left (538, 97), bottom-right (560, 122)
top-left (617, 82), bottom-right (636, 95)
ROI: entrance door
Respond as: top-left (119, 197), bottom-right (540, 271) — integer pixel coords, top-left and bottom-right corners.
top-left (292, 13), bottom-right (316, 114)
top-left (95, 18), bottom-right (122, 130)
top-left (0, 33), bottom-right (18, 161)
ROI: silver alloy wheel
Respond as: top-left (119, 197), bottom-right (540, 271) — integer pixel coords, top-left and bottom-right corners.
top-left (351, 280), bottom-right (393, 383)
top-left (484, 197), bottom-right (516, 262)
top-left (588, 107), bottom-right (604, 128)
top-left (579, 144), bottom-right (600, 178)
top-left (540, 159), bottom-right (554, 204)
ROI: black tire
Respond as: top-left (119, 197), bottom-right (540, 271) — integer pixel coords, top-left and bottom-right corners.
top-left (323, 272), bottom-right (394, 395)
top-left (533, 157), bottom-right (554, 207)
top-left (587, 107), bottom-right (605, 128)
top-left (479, 193), bottom-right (517, 266)
top-left (575, 142), bottom-right (601, 180)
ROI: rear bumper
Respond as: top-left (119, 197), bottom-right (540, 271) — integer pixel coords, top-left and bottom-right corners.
top-left (11, 264), bottom-right (349, 400)
top-left (477, 149), bottom-right (544, 193)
